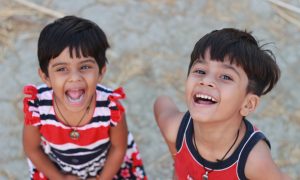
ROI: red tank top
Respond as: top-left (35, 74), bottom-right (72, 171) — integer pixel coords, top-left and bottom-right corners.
top-left (174, 112), bottom-right (270, 180)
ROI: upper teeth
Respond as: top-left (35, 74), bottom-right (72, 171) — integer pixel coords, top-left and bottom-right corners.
top-left (196, 94), bottom-right (216, 102)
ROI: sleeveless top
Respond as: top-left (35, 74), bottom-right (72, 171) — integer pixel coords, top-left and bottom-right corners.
top-left (174, 112), bottom-right (270, 180)
top-left (23, 84), bottom-right (147, 180)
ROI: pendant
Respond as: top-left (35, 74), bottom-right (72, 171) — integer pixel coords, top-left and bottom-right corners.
top-left (70, 129), bottom-right (80, 140)
top-left (202, 171), bottom-right (208, 180)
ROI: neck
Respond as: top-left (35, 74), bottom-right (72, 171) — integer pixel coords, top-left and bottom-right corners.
top-left (53, 94), bottom-right (95, 127)
top-left (193, 118), bottom-right (245, 161)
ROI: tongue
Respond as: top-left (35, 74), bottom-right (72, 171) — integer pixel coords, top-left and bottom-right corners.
top-left (195, 99), bottom-right (215, 105)
top-left (67, 90), bottom-right (84, 100)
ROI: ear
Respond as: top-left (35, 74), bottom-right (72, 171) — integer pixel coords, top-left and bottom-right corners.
top-left (38, 69), bottom-right (52, 87)
top-left (240, 94), bottom-right (260, 116)
top-left (98, 65), bottom-right (106, 82)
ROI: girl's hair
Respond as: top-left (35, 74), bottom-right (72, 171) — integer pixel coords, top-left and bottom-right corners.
top-left (188, 28), bottom-right (280, 96)
top-left (38, 15), bottom-right (109, 76)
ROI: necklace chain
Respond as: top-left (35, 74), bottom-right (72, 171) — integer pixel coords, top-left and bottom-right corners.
top-left (54, 94), bottom-right (94, 140)
top-left (192, 121), bottom-right (242, 179)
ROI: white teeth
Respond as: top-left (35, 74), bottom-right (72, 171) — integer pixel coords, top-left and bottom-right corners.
top-left (195, 94), bottom-right (216, 102)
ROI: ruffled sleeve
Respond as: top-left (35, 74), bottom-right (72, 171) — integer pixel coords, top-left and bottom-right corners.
top-left (23, 85), bottom-right (41, 126)
top-left (108, 87), bottom-right (126, 126)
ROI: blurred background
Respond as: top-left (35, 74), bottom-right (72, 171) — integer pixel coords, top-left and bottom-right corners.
top-left (0, 0), bottom-right (300, 179)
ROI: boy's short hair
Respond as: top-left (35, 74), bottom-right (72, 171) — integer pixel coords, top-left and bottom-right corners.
top-left (188, 28), bottom-right (280, 96)
top-left (38, 15), bottom-right (109, 76)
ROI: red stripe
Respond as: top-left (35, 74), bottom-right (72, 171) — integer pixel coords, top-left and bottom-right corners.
top-left (40, 125), bottom-right (109, 146)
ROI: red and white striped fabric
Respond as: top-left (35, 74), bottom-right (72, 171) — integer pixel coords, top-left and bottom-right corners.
top-left (23, 84), bottom-right (147, 180)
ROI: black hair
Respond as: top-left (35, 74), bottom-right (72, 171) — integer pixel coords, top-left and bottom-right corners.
top-left (38, 15), bottom-right (109, 76)
top-left (188, 28), bottom-right (280, 96)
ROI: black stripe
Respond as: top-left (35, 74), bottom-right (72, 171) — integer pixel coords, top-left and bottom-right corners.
top-left (96, 100), bottom-right (110, 107)
top-left (109, 106), bottom-right (118, 110)
top-left (39, 99), bottom-right (52, 106)
top-left (40, 114), bottom-right (59, 122)
top-left (52, 141), bottom-right (110, 154)
top-left (51, 141), bottom-right (110, 165)
top-left (38, 86), bottom-right (52, 93)
top-left (237, 131), bottom-right (271, 179)
top-left (176, 111), bottom-right (190, 151)
top-left (96, 86), bottom-right (112, 93)
top-left (90, 115), bottom-right (111, 123)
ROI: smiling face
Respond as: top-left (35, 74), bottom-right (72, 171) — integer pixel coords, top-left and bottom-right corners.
top-left (185, 50), bottom-right (258, 124)
top-left (39, 47), bottom-right (105, 114)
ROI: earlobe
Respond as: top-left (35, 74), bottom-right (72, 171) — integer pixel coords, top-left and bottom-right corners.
top-left (240, 94), bottom-right (260, 116)
top-left (38, 69), bottom-right (51, 87)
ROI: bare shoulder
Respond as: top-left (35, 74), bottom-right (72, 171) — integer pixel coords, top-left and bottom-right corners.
top-left (153, 96), bottom-right (184, 145)
top-left (245, 140), bottom-right (290, 180)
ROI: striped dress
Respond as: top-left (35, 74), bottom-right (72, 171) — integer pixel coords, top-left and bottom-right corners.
top-left (23, 84), bottom-right (147, 180)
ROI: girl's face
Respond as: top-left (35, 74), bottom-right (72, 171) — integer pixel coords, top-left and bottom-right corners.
top-left (185, 50), bottom-right (258, 124)
top-left (39, 47), bottom-right (105, 114)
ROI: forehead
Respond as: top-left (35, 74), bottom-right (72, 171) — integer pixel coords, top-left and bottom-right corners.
top-left (50, 47), bottom-right (94, 62)
top-left (192, 51), bottom-right (239, 68)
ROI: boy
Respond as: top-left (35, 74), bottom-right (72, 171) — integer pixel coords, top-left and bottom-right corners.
top-left (154, 28), bottom-right (289, 179)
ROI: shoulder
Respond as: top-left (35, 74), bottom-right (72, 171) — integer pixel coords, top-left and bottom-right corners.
top-left (245, 139), bottom-right (288, 180)
top-left (96, 84), bottom-right (125, 100)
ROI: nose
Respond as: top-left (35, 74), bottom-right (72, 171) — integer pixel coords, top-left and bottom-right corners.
top-left (199, 75), bottom-right (215, 87)
top-left (69, 70), bottom-right (82, 82)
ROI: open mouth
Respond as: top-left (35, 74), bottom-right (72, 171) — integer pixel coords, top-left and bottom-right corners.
top-left (66, 89), bottom-right (85, 104)
top-left (193, 93), bottom-right (217, 105)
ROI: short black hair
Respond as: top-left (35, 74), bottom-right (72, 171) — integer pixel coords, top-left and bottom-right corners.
top-left (189, 28), bottom-right (280, 96)
top-left (38, 15), bottom-right (109, 76)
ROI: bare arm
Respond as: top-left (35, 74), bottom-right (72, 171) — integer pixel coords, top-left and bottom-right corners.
top-left (154, 95), bottom-right (183, 156)
top-left (23, 125), bottom-right (79, 180)
top-left (97, 113), bottom-right (128, 180)
top-left (154, 96), bottom-right (184, 180)
top-left (245, 140), bottom-right (290, 180)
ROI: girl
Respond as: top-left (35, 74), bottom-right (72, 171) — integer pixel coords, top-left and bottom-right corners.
top-left (23, 16), bottom-right (146, 180)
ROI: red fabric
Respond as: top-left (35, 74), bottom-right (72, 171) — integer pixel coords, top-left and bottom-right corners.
top-left (109, 87), bottom-right (126, 124)
top-left (40, 125), bottom-right (110, 146)
top-left (32, 171), bottom-right (48, 180)
top-left (175, 139), bottom-right (238, 180)
top-left (23, 85), bottom-right (40, 125)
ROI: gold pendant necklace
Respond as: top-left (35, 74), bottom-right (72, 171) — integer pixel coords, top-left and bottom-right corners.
top-left (193, 121), bottom-right (242, 180)
top-left (54, 94), bottom-right (94, 140)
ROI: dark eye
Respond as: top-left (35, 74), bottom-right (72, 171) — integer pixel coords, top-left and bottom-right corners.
top-left (81, 65), bottom-right (91, 70)
top-left (220, 75), bottom-right (232, 80)
top-left (56, 67), bottom-right (66, 72)
top-left (194, 69), bottom-right (206, 75)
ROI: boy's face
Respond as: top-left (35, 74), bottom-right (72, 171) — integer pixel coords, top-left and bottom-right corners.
top-left (39, 47), bottom-right (105, 114)
top-left (185, 50), bottom-right (258, 123)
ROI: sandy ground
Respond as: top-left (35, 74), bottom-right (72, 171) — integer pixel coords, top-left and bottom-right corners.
top-left (0, 0), bottom-right (300, 179)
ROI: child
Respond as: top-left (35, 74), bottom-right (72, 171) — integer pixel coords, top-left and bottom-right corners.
top-left (154, 28), bottom-right (289, 179)
top-left (23, 16), bottom-right (147, 180)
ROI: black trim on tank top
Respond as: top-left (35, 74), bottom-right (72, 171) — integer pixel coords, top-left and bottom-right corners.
top-left (237, 131), bottom-right (271, 179)
top-left (176, 111), bottom-right (191, 151)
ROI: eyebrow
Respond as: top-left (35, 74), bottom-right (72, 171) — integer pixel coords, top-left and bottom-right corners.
top-left (193, 58), bottom-right (241, 77)
top-left (79, 59), bottom-right (97, 64)
top-left (51, 62), bottom-right (67, 68)
top-left (51, 59), bottom-right (96, 68)
top-left (222, 63), bottom-right (241, 77)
